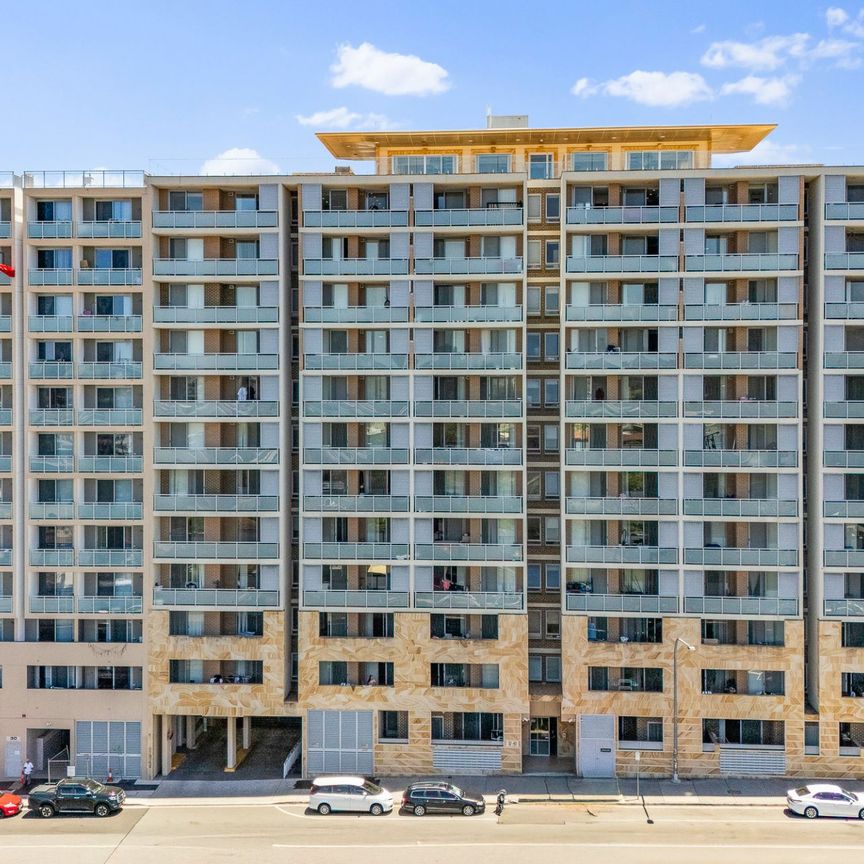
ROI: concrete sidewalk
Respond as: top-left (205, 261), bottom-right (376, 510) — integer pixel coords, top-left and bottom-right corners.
top-left (122, 773), bottom-right (802, 808)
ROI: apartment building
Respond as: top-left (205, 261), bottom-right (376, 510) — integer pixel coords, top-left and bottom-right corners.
top-left (0, 121), bottom-right (863, 781)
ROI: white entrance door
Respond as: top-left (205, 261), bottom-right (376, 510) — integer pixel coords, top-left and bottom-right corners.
top-left (5, 736), bottom-right (23, 779)
top-left (579, 714), bottom-right (615, 778)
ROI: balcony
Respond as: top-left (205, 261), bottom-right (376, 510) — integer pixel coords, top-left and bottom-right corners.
top-left (684, 303), bottom-right (798, 321)
top-left (77, 502), bottom-right (143, 520)
top-left (0, 362), bottom-right (10, 379)
top-left (565, 497), bottom-right (677, 516)
top-left (0, 222), bottom-right (10, 239)
top-left (77, 315), bottom-right (142, 333)
top-left (29, 502), bottom-right (75, 519)
top-left (303, 495), bottom-right (410, 513)
top-left (566, 255), bottom-right (678, 274)
top-left (684, 352), bottom-right (797, 370)
top-left (303, 447), bottom-right (410, 465)
top-left (153, 541), bottom-right (279, 560)
top-left (152, 210), bottom-right (278, 229)
top-left (30, 548), bottom-right (75, 566)
top-left (825, 352), bottom-right (864, 369)
top-left (77, 362), bottom-right (143, 379)
top-left (29, 409), bottom-right (74, 426)
top-left (414, 257), bottom-right (523, 275)
top-left (414, 543), bottom-right (523, 562)
top-left (565, 351), bottom-right (677, 370)
top-left (77, 268), bottom-right (142, 286)
top-left (0, 595), bottom-right (11, 613)
top-left (30, 456), bottom-right (75, 474)
top-left (0, 455), bottom-right (10, 471)
top-left (77, 455), bottom-right (142, 472)
top-left (302, 589), bottom-right (410, 609)
top-left (29, 595), bottom-right (75, 613)
top-left (303, 209), bottom-right (408, 228)
top-left (824, 401), bottom-right (864, 419)
top-left (29, 361), bottom-right (73, 380)
top-left (29, 315), bottom-right (74, 332)
top-left (78, 548), bottom-right (143, 567)
top-left (153, 305), bottom-right (279, 324)
top-left (77, 409), bottom-right (142, 426)
top-left (565, 400), bottom-right (677, 419)
top-left (685, 204), bottom-right (799, 223)
top-left (684, 401), bottom-right (797, 419)
top-left (29, 268), bottom-right (73, 286)
top-left (685, 548), bottom-right (797, 566)
top-left (77, 220), bottom-right (142, 239)
top-left (303, 542), bottom-right (409, 560)
top-left (684, 450), bottom-right (797, 468)
top-left (414, 447), bottom-right (522, 466)
top-left (415, 495), bottom-right (522, 515)
top-left (824, 599), bottom-right (864, 616)
top-left (826, 252), bottom-right (864, 270)
top-left (414, 400), bottom-right (523, 419)
top-left (684, 254), bottom-right (799, 272)
top-left (303, 305), bottom-right (409, 324)
top-left (304, 400), bottom-right (409, 418)
top-left (28, 221), bottom-right (72, 238)
top-left (566, 593), bottom-right (678, 613)
top-left (414, 591), bottom-right (523, 611)
top-left (415, 352), bottom-right (522, 371)
top-left (414, 304), bottom-right (524, 325)
top-left (566, 205), bottom-right (679, 225)
top-left (0, 501), bottom-right (10, 518)
top-left (153, 587), bottom-right (280, 608)
top-left (0, 316), bottom-right (9, 332)
top-left (77, 596), bottom-right (143, 613)
top-left (153, 258), bottom-right (278, 277)
top-left (303, 258), bottom-right (408, 277)
top-left (824, 501), bottom-right (864, 518)
top-left (0, 548), bottom-right (11, 565)
top-left (153, 447), bottom-right (278, 465)
top-left (0, 409), bottom-right (11, 425)
top-left (414, 208), bottom-right (523, 227)
top-left (566, 546), bottom-right (678, 564)
top-left (825, 451), bottom-right (864, 468)
top-left (303, 353), bottom-right (408, 371)
top-left (826, 202), bottom-right (864, 220)
top-left (684, 596), bottom-right (799, 616)
top-left (683, 499), bottom-right (798, 517)
top-left (565, 448), bottom-right (677, 467)
top-left (154, 353), bottom-right (278, 372)
top-left (153, 494), bottom-right (279, 513)
top-left (153, 400), bottom-right (279, 418)
top-left (565, 304), bottom-right (678, 322)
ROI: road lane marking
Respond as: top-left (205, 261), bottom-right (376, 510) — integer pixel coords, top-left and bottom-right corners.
top-left (275, 805), bottom-right (308, 819)
top-left (273, 841), bottom-right (864, 850)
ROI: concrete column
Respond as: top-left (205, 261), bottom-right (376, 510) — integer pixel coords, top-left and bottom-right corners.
top-left (160, 715), bottom-right (173, 777)
top-left (242, 716), bottom-right (252, 750)
top-left (186, 716), bottom-right (198, 750)
top-left (226, 717), bottom-right (237, 770)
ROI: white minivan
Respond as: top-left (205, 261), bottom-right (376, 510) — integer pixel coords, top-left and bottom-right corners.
top-left (309, 776), bottom-right (394, 815)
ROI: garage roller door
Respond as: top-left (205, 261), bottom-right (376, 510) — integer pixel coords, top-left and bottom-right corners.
top-left (306, 711), bottom-right (373, 776)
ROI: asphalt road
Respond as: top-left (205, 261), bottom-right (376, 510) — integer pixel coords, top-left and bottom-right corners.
top-left (1, 800), bottom-right (863, 864)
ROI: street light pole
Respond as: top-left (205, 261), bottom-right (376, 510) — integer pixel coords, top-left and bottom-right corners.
top-left (672, 636), bottom-right (695, 784)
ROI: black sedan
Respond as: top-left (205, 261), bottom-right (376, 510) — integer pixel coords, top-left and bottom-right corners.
top-left (402, 782), bottom-right (485, 816)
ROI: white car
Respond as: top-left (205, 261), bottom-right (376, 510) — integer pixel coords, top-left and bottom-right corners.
top-left (786, 784), bottom-right (864, 819)
top-left (309, 776), bottom-right (393, 816)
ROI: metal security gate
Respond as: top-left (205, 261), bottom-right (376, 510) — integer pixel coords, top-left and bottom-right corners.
top-left (306, 711), bottom-right (373, 776)
top-left (579, 714), bottom-right (616, 778)
top-left (75, 722), bottom-right (142, 780)
top-left (432, 747), bottom-right (502, 773)
top-left (719, 748), bottom-right (786, 776)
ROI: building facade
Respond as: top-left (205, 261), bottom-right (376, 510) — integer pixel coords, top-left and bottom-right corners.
top-left (0, 121), bottom-right (863, 780)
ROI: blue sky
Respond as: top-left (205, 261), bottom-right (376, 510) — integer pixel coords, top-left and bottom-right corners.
top-left (4, 0), bottom-right (864, 173)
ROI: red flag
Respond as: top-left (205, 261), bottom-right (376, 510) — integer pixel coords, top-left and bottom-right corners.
top-left (0, 264), bottom-right (14, 278)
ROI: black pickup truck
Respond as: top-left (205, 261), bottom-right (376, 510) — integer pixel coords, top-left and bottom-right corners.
top-left (28, 777), bottom-right (126, 818)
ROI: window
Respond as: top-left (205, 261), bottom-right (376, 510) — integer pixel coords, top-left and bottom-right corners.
top-left (527, 286), bottom-right (542, 315)
top-left (526, 425), bottom-right (541, 452)
top-left (545, 241), bottom-right (560, 269)
top-left (546, 655), bottom-right (562, 682)
top-left (527, 472), bottom-right (542, 500)
top-left (526, 379), bottom-right (541, 407)
top-left (379, 710), bottom-right (408, 740)
top-left (544, 517), bottom-right (560, 544)
top-left (528, 655), bottom-right (543, 681)
top-left (546, 563), bottom-right (561, 590)
top-left (546, 194), bottom-right (560, 221)
top-left (571, 152), bottom-right (608, 172)
top-left (527, 240), bottom-right (542, 270)
top-left (544, 378), bottom-right (559, 406)
top-left (476, 154), bottom-right (511, 173)
top-left (544, 332), bottom-right (559, 360)
top-left (527, 194), bottom-right (542, 223)
top-left (527, 564), bottom-right (542, 591)
top-left (528, 610), bottom-right (542, 638)
top-left (627, 151), bottom-right (693, 170)
top-left (526, 333), bottom-right (541, 360)
top-left (392, 154), bottom-right (457, 175)
top-left (529, 154), bottom-right (554, 180)
top-left (543, 425), bottom-right (559, 452)
top-left (545, 610), bottom-right (561, 639)
top-left (544, 286), bottom-right (560, 315)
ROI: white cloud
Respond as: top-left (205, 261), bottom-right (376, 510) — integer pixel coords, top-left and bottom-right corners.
top-left (330, 42), bottom-right (450, 96)
top-left (691, 23), bottom-right (706, 34)
top-left (701, 34), bottom-right (810, 70)
top-left (712, 139), bottom-right (813, 168)
top-left (200, 148), bottom-right (279, 175)
top-left (575, 70), bottom-right (713, 107)
top-left (826, 6), bottom-right (850, 28)
top-left (720, 74), bottom-right (801, 105)
top-left (295, 106), bottom-right (395, 130)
